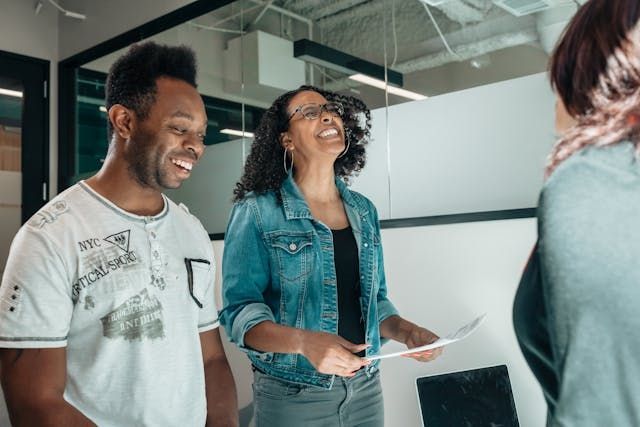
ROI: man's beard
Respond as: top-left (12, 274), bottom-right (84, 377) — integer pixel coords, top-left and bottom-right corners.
top-left (126, 129), bottom-right (170, 189)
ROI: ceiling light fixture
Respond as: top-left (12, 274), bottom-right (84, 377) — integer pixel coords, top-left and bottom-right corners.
top-left (294, 39), bottom-right (404, 87)
top-left (348, 74), bottom-right (428, 101)
top-left (0, 88), bottom-right (23, 98)
top-left (220, 129), bottom-right (254, 138)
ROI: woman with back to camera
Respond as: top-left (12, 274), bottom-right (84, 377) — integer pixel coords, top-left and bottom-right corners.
top-left (513, 0), bottom-right (640, 425)
top-left (220, 85), bottom-right (442, 426)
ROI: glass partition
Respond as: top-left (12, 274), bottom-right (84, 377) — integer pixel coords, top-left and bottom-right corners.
top-left (70, 0), bottom-right (577, 234)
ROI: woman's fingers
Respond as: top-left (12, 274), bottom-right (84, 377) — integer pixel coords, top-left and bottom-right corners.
top-left (401, 346), bottom-right (443, 362)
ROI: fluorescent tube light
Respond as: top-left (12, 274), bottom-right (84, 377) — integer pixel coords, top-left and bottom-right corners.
top-left (0, 88), bottom-right (23, 98)
top-left (99, 106), bottom-right (107, 113)
top-left (220, 128), bottom-right (254, 138)
top-left (348, 74), bottom-right (428, 101)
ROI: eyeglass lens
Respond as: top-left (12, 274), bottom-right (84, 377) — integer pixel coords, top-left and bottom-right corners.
top-left (300, 103), bottom-right (344, 119)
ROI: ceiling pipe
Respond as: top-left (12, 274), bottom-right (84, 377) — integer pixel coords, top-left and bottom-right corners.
top-left (306, 0), bottom-right (370, 21)
top-left (395, 28), bottom-right (538, 72)
top-left (248, 0), bottom-right (313, 39)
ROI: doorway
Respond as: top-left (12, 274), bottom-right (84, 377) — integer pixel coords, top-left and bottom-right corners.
top-left (0, 51), bottom-right (49, 275)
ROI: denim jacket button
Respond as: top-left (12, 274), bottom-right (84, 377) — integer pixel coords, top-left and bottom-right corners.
top-left (289, 242), bottom-right (297, 251)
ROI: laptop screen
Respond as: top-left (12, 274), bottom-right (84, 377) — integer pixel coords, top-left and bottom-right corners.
top-left (415, 365), bottom-right (519, 427)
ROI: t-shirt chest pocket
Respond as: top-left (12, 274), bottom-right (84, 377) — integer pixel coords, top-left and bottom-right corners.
top-left (266, 231), bottom-right (314, 283)
top-left (184, 258), bottom-right (211, 308)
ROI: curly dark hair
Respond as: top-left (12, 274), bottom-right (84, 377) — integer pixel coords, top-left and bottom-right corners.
top-left (105, 41), bottom-right (198, 139)
top-left (233, 85), bottom-right (371, 201)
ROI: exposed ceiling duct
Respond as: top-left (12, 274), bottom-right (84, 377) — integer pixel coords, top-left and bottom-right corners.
top-left (396, 28), bottom-right (538, 72)
top-left (229, 0), bottom-right (579, 96)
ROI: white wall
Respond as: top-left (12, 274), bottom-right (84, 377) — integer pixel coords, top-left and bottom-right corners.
top-left (0, 0), bottom-right (59, 60)
top-left (165, 137), bottom-right (246, 233)
top-left (58, 0), bottom-right (194, 60)
top-left (352, 72), bottom-right (555, 220)
top-left (213, 217), bottom-right (546, 427)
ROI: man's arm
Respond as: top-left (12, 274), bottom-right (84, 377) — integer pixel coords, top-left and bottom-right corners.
top-left (0, 347), bottom-right (95, 427)
top-left (200, 329), bottom-right (239, 427)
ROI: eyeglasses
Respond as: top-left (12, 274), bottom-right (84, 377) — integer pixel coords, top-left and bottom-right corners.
top-left (288, 102), bottom-right (344, 121)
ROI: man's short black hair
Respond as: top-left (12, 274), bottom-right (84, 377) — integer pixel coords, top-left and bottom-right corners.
top-left (105, 41), bottom-right (198, 138)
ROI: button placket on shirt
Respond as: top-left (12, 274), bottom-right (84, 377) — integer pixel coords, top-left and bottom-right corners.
top-left (145, 218), bottom-right (166, 289)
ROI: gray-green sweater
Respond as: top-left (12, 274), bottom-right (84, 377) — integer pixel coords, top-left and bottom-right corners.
top-left (514, 142), bottom-right (640, 426)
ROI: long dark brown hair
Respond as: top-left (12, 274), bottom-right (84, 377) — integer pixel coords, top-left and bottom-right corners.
top-left (546, 0), bottom-right (640, 176)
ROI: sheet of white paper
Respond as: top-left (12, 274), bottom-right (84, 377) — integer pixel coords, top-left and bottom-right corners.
top-left (366, 314), bottom-right (487, 361)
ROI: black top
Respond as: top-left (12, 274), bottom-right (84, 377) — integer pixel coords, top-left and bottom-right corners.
top-left (332, 226), bottom-right (365, 356)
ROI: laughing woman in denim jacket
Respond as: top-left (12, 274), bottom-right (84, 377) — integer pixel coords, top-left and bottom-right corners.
top-left (220, 85), bottom-right (442, 427)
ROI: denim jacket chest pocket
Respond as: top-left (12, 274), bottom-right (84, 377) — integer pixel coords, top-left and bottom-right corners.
top-left (265, 230), bottom-right (315, 283)
top-left (355, 225), bottom-right (380, 287)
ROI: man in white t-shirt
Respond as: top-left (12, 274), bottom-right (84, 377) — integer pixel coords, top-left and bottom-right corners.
top-left (0, 42), bottom-right (238, 426)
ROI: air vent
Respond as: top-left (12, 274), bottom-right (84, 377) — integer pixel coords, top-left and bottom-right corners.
top-left (493, 0), bottom-right (551, 16)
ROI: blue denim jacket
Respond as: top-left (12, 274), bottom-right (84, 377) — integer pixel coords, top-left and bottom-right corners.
top-left (220, 174), bottom-right (399, 389)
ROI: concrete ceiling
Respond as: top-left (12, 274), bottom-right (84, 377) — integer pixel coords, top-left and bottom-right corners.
top-left (199, 0), bottom-right (580, 104)
top-left (272, 0), bottom-right (576, 71)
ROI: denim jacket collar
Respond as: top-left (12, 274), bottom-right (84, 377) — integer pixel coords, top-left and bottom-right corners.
top-left (280, 171), bottom-right (370, 220)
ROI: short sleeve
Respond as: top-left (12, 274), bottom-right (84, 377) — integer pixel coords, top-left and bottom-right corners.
top-left (0, 226), bottom-right (73, 348)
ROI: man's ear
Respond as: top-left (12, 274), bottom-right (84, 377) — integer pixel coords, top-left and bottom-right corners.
top-left (108, 104), bottom-right (135, 140)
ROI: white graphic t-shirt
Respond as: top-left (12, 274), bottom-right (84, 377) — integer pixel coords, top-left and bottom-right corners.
top-left (0, 181), bottom-right (219, 426)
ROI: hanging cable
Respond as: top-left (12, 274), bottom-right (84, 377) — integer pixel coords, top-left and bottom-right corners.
top-left (420, 2), bottom-right (461, 60)
top-left (240, 6), bottom-right (248, 165)
top-left (391, 0), bottom-right (398, 67)
top-left (383, 0), bottom-right (392, 218)
top-left (249, 0), bottom-right (274, 28)
top-left (188, 22), bottom-right (246, 34)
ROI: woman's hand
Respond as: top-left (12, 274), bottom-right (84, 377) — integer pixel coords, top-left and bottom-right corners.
top-left (401, 325), bottom-right (443, 362)
top-left (380, 315), bottom-right (443, 363)
top-left (299, 331), bottom-right (370, 377)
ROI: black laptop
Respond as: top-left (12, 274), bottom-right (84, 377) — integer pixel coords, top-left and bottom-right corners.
top-left (416, 364), bottom-right (520, 427)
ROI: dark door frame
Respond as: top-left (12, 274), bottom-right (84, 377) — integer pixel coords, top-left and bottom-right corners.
top-left (0, 50), bottom-right (50, 223)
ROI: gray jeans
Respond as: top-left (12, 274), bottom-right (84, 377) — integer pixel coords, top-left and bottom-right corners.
top-left (252, 369), bottom-right (384, 427)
